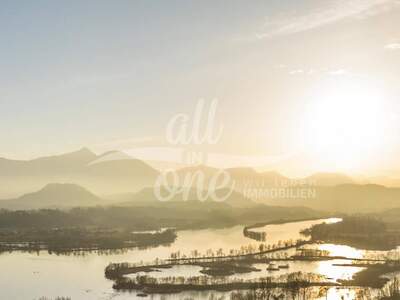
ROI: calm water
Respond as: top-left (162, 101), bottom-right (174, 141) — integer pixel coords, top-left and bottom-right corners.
top-left (0, 218), bottom-right (385, 300)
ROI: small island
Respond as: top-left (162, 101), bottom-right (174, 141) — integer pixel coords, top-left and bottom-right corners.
top-left (302, 216), bottom-right (400, 251)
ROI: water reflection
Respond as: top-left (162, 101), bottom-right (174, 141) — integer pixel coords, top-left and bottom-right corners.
top-left (317, 244), bottom-right (364, 259)
top-left (317, 259), bottom-right (365, 281)
top-left (127, 265), bottom-right (204, 279)
top-left (252, 218), bottom-right (342, 246)
top-left (322, 288), bottom-right (358, 300)
top-left (0, 218), bottom-right (381, 300)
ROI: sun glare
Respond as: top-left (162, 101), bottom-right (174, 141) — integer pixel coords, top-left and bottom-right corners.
top-left (303, 79), bottom-right (388, 172)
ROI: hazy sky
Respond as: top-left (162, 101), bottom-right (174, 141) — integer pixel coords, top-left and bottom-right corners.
top-left (1, 0), bottom-right (400, 176)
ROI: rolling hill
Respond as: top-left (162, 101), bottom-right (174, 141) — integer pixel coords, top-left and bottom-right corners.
top-left (265, 184), bottom-right (400, 213)
top-left (0, 183), bottom-right (102, 210)
top-left (0, 148), bottom-right (159, 198)
top-left (113, 186), bottom-right (256, 208)
top-left (304, 172), bottom-right (355, 186)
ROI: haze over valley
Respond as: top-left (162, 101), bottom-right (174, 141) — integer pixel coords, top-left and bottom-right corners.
top-left (2, 1), bottom-right (400, 299)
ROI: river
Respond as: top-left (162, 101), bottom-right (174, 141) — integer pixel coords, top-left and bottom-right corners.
top-left (0, 218), bottom-right (388, 300)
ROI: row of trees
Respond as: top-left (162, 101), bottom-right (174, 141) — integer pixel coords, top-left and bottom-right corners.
top-left (380, 277), bottom-right (400, 299)
top-left (168, 239), bottom-right (306, 262)
top-left (243, 227), bottom-right (267, 242)
top-left (0, 227), bottom-right (177, 254)
top-left (118, 271), bottom-right (325, 287)
top-left (364, 250), bottom-right (400, 262)
top-left (106, 238), bottom-right (308, 279)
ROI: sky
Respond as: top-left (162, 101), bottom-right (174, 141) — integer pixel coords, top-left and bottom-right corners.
top-left (1, 0), bottom-right (400, 176)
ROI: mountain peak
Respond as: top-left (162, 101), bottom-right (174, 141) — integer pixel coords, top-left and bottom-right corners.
top-left (89, 150), bottom-right (133, 165)
top-left (77, 147), bottom-right (95, 155)
top-left (33, 148), bottom-right (97, 163)
top-left (68, 147), bottom-right (97, 158)
top-left (17, 183), bottom-right (101, 208)
top-left (40, 182), bottom-right (88, 192)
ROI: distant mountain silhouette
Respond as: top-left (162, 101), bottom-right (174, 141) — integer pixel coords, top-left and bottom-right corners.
top-left (0, 148), bottom-right (159, 198)
top-left (114, 186), bottom-right (256, 208)
top-left (304, 172), bottom-right (355, 186)
top-left (222, 189), bottom-right (256, 208)
top-left (175, 165), bottom-right (219, 176)
top-left (174, 165), bottom-right (289, 188)
top-left (1, 149), bottom-right (398, 214)
top-left (0, 147), bottom-right (96, 176)
top-left (174, 166), bottom-right (355, 188)
top-left (266, 184), bottom-right (400, 213)
top-left (0, 183), bottom-right (101, 210)
top-left (88, 150), bottom-right (134, 165)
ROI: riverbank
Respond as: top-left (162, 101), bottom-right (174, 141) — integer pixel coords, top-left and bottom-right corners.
top-left (104, 216), bottom-right (400, 296)
top-left (0, 228), bottom-right (177, 253)
top-left (112, 276), bottom-right (338, 294)
top-left (243, 217), bottom-right (340, 242)
top-left (303, 216), bottom-right (400, 251)
top-left (339, 262), bottom-right (400, 288)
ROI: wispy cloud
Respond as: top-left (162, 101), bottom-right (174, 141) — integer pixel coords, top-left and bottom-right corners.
top-left (385, 43), bottom-right (400, 50)
top-left (328, 69), bottom-right (348, 76)
top-left (289, 69), bottom-right (305, 75)
top-left (289, 69), bottom-right (315, 76)
top-left (285, 67), bottom-right (352, 77)
top-left (256, 0), bottom-right (399, 39)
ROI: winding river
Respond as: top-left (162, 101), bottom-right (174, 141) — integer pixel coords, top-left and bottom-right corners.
top-left (0, 218), bottom-right (389, 300)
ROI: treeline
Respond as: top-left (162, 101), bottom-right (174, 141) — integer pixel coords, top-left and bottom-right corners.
top-left (0, 202), bottom-right (324, 231)
top-left (243, 227), bottom-right (266, 241)
top-left (303, 216), bottom-right (400, 250)
top-left (112, 271), bottom-right (330, 293)
top-left (230, 277), bottom-right (400, 300)
top-left (0, 201), bottom-right (324, 253)
top-left (0, 227), bottom-right (177, 253)
top-left (105, 238), bottom-right (307, 279)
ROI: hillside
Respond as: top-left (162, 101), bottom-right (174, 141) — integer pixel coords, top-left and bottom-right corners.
top-left (0, 148), bottom-right (159, 198)
top-left (304, 172), bottom-right (355, 186)
top-left (265, 184), bottom-right (400, 213)
top-left (0, 183), bottom-right (102, 210)
top-left (114, 186), bottom-right (256, 208)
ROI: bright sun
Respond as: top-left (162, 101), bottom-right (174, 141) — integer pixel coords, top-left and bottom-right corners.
top-left (303, 78), bottom-right (388, 172)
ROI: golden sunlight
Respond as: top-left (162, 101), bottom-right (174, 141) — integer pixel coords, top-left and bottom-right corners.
top-left (303, 78), bottom-right (388, 172)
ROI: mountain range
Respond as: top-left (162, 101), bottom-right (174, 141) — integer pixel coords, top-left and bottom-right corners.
top-left (0, 183), bottom-right (101, 210)
top-left (0, 148), bottom-right (360, 199)
top-left (266, 184), bottom-right (400, 213)
top-left (1, 148), bottom-right (400, 213)
top-left (0, 182), bottom-right (256, 210)
top-left (0, 148), bottom-right (159, 198)
top-left (1, 179), bottom-right (400, 213)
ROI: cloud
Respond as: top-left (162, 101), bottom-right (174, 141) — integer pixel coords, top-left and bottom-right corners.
top-left (256, 0), bottom-right (399, 39)
top-left (288, 69), bottom-right (316, 76)
top-left (289, 69), bottom-right (305, 75)
top-left (286, 67), bottom-right (350, 76)
top-left (384, 43), bottom-right (400, 50)
top-left (328, 69), bottom-right (348, 76)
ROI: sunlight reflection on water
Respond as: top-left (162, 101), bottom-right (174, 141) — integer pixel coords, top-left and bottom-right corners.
top-left (318, 244), bottom-right (364, 259)
top-left (0, 218), bottom-right (383, 300)
top-left (317, 259), bottom-right (365, 281)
